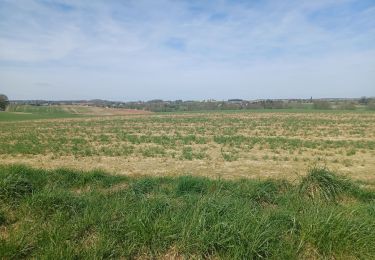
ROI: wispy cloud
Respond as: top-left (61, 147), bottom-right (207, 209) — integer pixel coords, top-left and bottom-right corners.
top-left (0, 0), bottom-right (374, 100)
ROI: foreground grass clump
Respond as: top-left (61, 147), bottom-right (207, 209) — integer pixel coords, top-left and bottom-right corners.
top-left (299, 167), bottom-right (351, 202)
top-left (1, 165), bottom-right (375, 259)
top-left (299, 167), bottom-right (375, 203)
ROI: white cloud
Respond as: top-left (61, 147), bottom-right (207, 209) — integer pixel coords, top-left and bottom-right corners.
top-left (0, 0), bottom-right (374, 99)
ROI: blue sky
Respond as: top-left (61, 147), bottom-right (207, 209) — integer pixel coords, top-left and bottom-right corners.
top-left (0, 0), bottom-right (374, 100)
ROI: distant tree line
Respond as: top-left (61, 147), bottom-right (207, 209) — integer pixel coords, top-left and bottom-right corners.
top-left (116, 98), bottom-right (375, 112)
top-left (8, 96), bottom-right (375, 112)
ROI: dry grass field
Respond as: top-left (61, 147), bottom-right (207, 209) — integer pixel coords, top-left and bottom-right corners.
top-left (1, 109), bottom-right (375, 182)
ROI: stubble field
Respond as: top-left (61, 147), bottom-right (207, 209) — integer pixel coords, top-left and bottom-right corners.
top-left (1, 110), bottom-right (375, 182)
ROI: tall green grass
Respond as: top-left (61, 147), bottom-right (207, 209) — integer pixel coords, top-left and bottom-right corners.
top-left (1, 165), bottom-right (374, 258)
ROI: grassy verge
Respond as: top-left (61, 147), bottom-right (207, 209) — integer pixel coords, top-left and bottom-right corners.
top-left (1, 165), bottom-right (374, 259)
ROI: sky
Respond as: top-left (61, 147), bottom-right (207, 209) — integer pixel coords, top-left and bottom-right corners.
top-left (0, 0), bottom-right (374, 101)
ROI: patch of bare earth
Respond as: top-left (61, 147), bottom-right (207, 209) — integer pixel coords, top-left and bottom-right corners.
top-left (62, 105), bottom-right (153, 116)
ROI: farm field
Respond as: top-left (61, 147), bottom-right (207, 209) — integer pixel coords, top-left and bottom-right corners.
top-left (0, 105), bottom-right (151, 121)
top-left (1, 108), bottom-right (375, 181)
top-left (1, 107), bottom-right (375, 258)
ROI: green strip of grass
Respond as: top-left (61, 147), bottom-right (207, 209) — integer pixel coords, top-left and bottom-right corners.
top-left (0, 111), bottom-right (83, 122)
top-left (1, 165), bottom-right (374, 259)
top-left (0, 105), bottom-right (86, 121)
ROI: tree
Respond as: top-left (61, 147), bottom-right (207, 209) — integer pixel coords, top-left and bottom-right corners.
top-left (359, 96), bottom-right (369, 105)
top-left (0, 94), bottom-right (9, 111)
